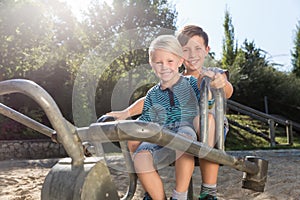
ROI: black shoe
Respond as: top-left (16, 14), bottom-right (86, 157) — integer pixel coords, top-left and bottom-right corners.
top-left (199, 193), bottom-right (217, 200)
top-left (143, 192), bottom-right (152, 200)
top-left (169, 198), bottom-right (178, 200)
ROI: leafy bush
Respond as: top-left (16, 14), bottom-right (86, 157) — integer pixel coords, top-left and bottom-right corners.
top-left (0, 107), bottom-right (48, 140)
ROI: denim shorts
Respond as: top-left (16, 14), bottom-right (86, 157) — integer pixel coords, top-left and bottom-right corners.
top-left (133, 125), bottom-right (197, 169)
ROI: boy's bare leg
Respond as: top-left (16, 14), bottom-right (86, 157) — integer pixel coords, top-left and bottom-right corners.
top-left (194, 114), bottom-right (219, 196)
top-left (175, 152), bottom-right (195, 192)
top-left (199, 160), bottom-right (219, 184)
top-left (200, 113), bottom-right (219, 184)
top-left (134, 150), bottom-right (165, 200)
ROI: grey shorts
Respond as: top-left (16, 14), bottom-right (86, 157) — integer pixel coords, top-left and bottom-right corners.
top-left (133, 125), bottom-right (197, 169)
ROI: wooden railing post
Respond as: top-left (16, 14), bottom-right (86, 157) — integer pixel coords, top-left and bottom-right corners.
top-left (268, 119), bottom-right (276, 147)
top-left (286, 120), bottom-right (293, 145)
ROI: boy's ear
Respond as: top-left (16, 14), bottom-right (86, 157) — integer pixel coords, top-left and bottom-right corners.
top-left (206, 45), bottom-right (211, 53)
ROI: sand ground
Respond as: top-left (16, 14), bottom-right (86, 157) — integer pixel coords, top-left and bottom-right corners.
top-left (0, 149), bottom-right (299, 200)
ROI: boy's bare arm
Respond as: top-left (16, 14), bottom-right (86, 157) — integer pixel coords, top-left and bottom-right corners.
top-left (106, 96), bottom-right (145, 120)
top-left (211, 73), bottom-right (233, 99)
top-left (207, 72), bottom-right (233, 99)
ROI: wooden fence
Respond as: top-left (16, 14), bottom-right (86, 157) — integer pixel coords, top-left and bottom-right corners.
top-left (227, 100), bottom-right (300, 147)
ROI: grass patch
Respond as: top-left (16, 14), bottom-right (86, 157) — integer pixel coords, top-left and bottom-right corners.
top-left (225, 114), bottom-right (300, 150)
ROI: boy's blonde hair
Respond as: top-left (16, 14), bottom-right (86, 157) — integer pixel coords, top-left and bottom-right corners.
top-left (148, 35), bottom-right (183, 62)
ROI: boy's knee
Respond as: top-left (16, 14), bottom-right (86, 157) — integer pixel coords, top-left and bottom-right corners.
top-left (178, 126), bottom-right (197, 140)
top-left (133, 150), bottom-right (154, 173)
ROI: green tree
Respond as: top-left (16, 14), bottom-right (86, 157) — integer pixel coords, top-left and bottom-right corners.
top-left (222, 8), bottom-right (237, 69)
top-left (230, 40), bottom-right (270, 107)
top-left (230, 40), bottom-right (300, 122)
top-left (28, 0), bottom-right (87, 121)
top-left (73, 0), bottom-right (178, 125)
top-left (291, 21), bottom-right (300, 77)
top-left (0, 0), bottom-right (86, 135)
top-left (0, 0), bottom-right (84, 87)
top-left (0, 0), bottom-right (52, 80)
top-left (219, 9), bottom-right (300, 122)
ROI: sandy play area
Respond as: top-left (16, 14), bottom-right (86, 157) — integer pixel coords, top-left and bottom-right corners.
top-left (0, 149), bottom-right (299, 200)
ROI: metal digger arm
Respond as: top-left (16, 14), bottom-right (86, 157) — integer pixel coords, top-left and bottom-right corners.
top-left (0, 79), bottom-right (84, 166)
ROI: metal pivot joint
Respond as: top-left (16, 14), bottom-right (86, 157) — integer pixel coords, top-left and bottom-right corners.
top-left (242, 156), bottom-right (269, 192)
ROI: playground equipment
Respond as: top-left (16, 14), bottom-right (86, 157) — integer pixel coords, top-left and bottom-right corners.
top-left (0, 79), bottom-right (268, 200)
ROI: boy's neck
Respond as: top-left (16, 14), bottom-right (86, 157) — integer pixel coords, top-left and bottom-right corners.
top-left (160, 74), bottom-right (181, 90)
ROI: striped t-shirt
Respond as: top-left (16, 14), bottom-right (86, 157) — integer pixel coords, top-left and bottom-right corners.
top-left (139, 75), bottom-right (200, 129)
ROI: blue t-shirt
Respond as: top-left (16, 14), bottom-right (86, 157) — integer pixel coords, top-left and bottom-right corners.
top-left (139, 75), bottom-right (200, 129)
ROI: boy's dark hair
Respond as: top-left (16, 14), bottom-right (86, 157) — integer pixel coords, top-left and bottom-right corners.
top-left (177, 25), bottom-right (209, 47)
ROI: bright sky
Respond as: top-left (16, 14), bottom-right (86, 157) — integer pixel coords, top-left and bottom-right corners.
top-left (174, 0), bottom-right (300, 72)
top-left (66, 0), bottom-right (300, 72)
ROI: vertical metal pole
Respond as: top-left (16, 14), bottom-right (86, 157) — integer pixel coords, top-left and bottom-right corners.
top-left (214, 89), bottom-right (225, 150)
top-left (97, 115), bottom-right (137, 200)
top-left (199, 77), bottom-right (210, 143)
top-left (187, 177), bottom-right (193, 200)
top-left (200, 77), bottom-right (225, 150)
top-left (119, 141), bottom-right (137, 200)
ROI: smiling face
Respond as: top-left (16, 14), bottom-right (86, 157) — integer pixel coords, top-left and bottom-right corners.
top-left (150, 49), bottom-right (183, 88)
top-left (182, 35), bottom-right (210, 76)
